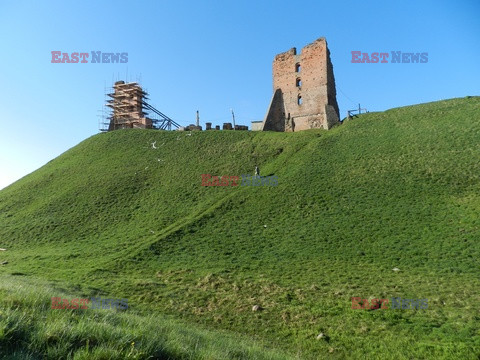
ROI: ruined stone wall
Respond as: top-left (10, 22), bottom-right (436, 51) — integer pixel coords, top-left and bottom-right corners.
top-left (262, 89), bottom-right (286, 132)
top-left (259, 37), bottom-right (340, 132)
top-left (107, 81), bottom-right (153, 130)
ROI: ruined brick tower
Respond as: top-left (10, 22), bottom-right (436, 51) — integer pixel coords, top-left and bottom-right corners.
top-left (106, 81), bottom-right (153, 131)
top-left (258, 37), bottom-right (340, 131)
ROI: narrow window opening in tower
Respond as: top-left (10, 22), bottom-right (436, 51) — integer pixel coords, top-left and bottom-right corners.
top-left (296, 78), bottom-right (302, 87)
top-left (295, 63), bottom-right (301, 73)
top-left (298, 95), bottom-right (303, 105)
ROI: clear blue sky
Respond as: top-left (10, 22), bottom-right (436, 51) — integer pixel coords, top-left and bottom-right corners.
top-left (0, 0), bottom-right (479, 189)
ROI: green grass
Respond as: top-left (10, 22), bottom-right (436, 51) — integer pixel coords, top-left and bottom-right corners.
top-left (1, 96), bottom-right (480, 358)
top-left (0, 275), bottom-right (293, 359)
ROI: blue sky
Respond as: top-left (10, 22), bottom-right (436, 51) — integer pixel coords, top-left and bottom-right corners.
top-left (0, 0), bottom-right (479, 189)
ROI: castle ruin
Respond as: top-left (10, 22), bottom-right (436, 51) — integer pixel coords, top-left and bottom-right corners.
top-left (106, 81), bottom-right (153, 130)
top-left (102, 81), bottom-right (180, 131)
top-left (255, 37), bottom-right (340, 131)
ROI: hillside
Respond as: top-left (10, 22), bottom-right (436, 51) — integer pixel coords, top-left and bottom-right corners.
top-left (1, 96), bottom-right (480, 359)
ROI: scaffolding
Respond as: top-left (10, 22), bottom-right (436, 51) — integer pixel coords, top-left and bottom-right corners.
top-left (100, 81), bottom-right (180, 132)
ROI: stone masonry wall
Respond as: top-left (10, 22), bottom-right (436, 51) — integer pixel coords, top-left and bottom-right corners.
top-left (260, 38), bottom-right (340, 131)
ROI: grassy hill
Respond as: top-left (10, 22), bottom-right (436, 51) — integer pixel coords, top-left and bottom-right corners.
top-left (1, 96), bottom-right (479, 359)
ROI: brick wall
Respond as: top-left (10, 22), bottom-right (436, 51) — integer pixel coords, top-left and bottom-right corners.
top-left (260, 38), bottom-right (340, 132)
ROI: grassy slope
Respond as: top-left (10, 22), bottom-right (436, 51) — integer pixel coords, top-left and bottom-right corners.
top-left (1, 97), bottom-right (479, 359)
top-left (0, 275), bottom-right (292, 360)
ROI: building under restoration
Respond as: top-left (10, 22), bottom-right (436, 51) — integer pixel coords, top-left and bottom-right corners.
top-left (101, 81), bottom-right (180, 131)
top-left (105, 81), bottom-right (153, 130)
top-left (255, 37), bottom-right (340, 132)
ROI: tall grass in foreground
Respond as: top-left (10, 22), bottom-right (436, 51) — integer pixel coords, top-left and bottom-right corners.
top-left (0, 275), bottom-right (295, 359)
